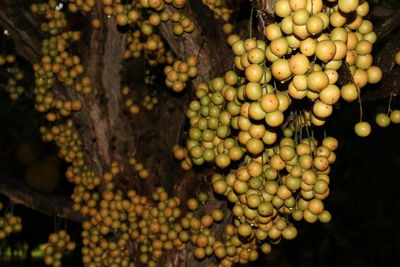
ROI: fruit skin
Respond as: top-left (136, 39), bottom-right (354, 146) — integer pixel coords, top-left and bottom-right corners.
top-left (375, 113), bottom-right (390, 127)
top-left (390, 110), bottom-right (400, 124)
top-left (395, 51), bottom-right (400, 65)
top-left (354, 121), bottom-right (371, 137)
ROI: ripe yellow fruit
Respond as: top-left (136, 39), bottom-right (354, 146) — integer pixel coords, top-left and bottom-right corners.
top-left (275, 0), bottom-right (292, 18)
top-left (338, 0), bottom-right (359, 13)
top-left (270, 37), bottom-right (289, 57)
top-left (315, 40), bottom-right (336, 62)
top-left (289, 0), bottom-right (307, 10)
top-left (293, 9), bottom-right (310, 25)
top-left (293, 75), bottom-right (308, 90)
top-left (261, 93), bottom-right (279, 112)
top-left (390, 110), bottom-right (400, 123)
top-left (91, 18), bottom-right (101, 29)
top-left (247, 48), bottom-right (265, 64)
top-left (313, 101), bottom-right (332, 119)
top-left (307, 71), bottom-right (329, 92)
top-left (308, 199), bottom-right (324, 215)
top-left (367, 66), bottom-right (382, 84)
top-left (354, 121), bottom-right (371, 137)
top-left (288, 53), bottom-right (310, 75)
top-left (306, 15), bottom-right (324, 35)
top-left (245, 64), bottom-right (264, 82)
top-left (319, 84), bottom-right (340, 105)
top-left (271, 59), bottom-right (291, 81)
top-left (395, 51), bottom-right (400, 65)
top-left (265, 110), bottom-right (284, 127)
top-left (375, 113), bottom-right (390, 127)
top-left (264, 24), bottom-right (282, 41)
top-left (300, 37), bottom-right (316, 56)
top-left (288, 81), bottom-right (307, 99)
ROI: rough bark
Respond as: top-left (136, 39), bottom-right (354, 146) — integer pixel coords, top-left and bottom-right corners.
top-left (0, 0), bottom-right (42, 63)
top-left (1, 0), bottom-right (233, 265)
top-left (251, 0), bottom-right (275, 36)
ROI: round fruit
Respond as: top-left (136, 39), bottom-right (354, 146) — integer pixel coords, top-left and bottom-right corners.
top-left (354, 121), bottom-right (371, 137)
top-left (375, 113), bottom-right (390, 127)
top-left (390, 110), bottom-right (400, 123)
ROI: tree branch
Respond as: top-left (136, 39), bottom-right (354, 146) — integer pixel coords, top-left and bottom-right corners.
top-left (0, 0), bottom-right (42, 62)
top-left (364, 69), bottom-right (400, 101)
top-left (363, 31), bottom-right (400, 101)
top-left (251, 0), bottom-right (275, 37)
top-left (0, 173), bottom-right (84, 222)
top-left (372, 4), bottom-right (400, 38)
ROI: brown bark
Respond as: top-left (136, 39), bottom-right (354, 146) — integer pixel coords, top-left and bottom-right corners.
top-left (2, 0), bottom-right (400, 266)
top-left (1, 0), bottom-right (234, 265)
top-left (0, 0), bottom-right (42, 62)
top-left (0, 173), bottom-right (84, 222)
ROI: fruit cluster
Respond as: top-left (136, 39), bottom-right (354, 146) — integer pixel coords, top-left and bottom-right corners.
top-left (202, 0), bottom-right (233, 23)
top-left (33, 31), bottom-right (87, 123)
top-left (0, 203), bottom-right (22, 240)
top-left (31, 0), bottom-right (67, 36)
top-left (142, 95), bottom-right (158, 110)
top-left (128, 157), bottom-right (151, 179)
top-left (164, 56), bottom-right (199, 92)
top-left (5, 0), bottom-right (389, 266)
top-left (71, 0), bottom-right (194, 67)
top-left (44, 230), bottom-right (76, 266)
top-left (121, 86), bottom-right (141, 115)
top-left (0, 54), bottom-right (25, 100)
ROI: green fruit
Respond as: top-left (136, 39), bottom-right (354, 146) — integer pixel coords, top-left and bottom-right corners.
top-left (354, 121), bottom-right (371, 137)
top-left (375, 113), bottom-right (390, 127)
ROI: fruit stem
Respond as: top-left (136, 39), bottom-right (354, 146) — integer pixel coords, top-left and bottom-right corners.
top-left (387, 93), bottom-right (393, 115)
top-left (249, 6), bottom-right (254, 38)
top-left (346, 62), bottom-right (363, 122)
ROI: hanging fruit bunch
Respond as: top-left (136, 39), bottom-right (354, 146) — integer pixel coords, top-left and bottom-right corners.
top-left (43, 230), bottom-right (76, 266)
top-left (164, 55), bottom-right (199, 92)
top-left (0, 0), bottom-right (391, 266)
top-left (0, 202), bottom-right (22, 240)
top-left (0, 54), bottom-right (25, 100)
top-left (171, 0), bottom-right (384, 264)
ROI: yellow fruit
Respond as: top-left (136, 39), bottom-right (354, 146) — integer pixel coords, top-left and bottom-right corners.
top-left (375, 113), bottom-right (390, 127)
top-left (338, 0), bottom-right (359, 13)
top-left (245, 64), bottom-right (264, 82)
top-left (315, 40), bottom-right (336, 62)
top-left (354, 121), bottom-right (371, 137)
top-left (288, 53), bottom-right (309, 75)
top-left (390, 110), bottom-right (400, 123)
top-left (395, 51), bottom-right (400, 65)
top-left (271, 59), bottom-right (291, 81)
top-left (275, 0), bottom-right (292, 18)
top-left (307, 71), bottom-right (329, 92)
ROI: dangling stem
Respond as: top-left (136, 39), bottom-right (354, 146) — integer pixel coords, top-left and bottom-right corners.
top-left (249, 6), bottom-right (254, 38)
top-left (357, 86), bottom-right (363, 122)
top-left (387, 93), bottom-right (393, 115)
top-left (346, 62), bottom-right (363, 122)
